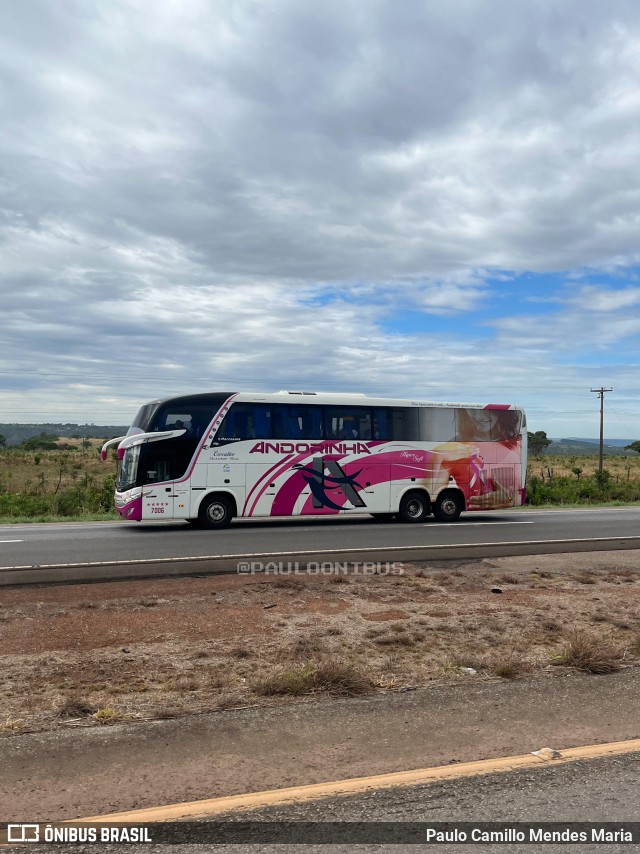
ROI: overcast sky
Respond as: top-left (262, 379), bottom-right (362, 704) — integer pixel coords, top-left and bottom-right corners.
top-left (2, 0), bottom-right (640, 437)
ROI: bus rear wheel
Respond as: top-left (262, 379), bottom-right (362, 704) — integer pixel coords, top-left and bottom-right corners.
top-left (398, 491), bottom-right (430, 523)
top-left (433, 491), bottom-right (463, 523)
top-left (198, 495), bottom-right (234, 529)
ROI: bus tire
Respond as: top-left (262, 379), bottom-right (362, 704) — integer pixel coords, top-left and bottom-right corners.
top-left (433, 490), bottom-right (464, 523)
top-left (198, 494), bottom-right (234, 529)
top-left (398, 491), bottom-right (430, 523)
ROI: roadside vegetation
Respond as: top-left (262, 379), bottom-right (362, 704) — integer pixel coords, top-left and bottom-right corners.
top-left (0, 436), bottom-right (118, 521)
top-left (525, 430), bottom-right (640, 505)
top-left (525, 453), bottom-right (640, 506)
top-left (0, 433), bottom-right (640, 522)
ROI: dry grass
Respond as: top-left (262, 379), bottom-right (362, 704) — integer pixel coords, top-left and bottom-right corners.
top-left (529, 454), bottom-right (640, 481)
top-left (270, 576), bottom-right (308, 590)
top-left (92, 708), bottom-right (122, 725)
top-left (255, 660), bottom-right (374, 697)
top-left (550, 631), bottom-right (629, 674)
top-left (447, 647), bottom-right (532, 679)
top-left (55, 697), bottom-right (98, 718)
top-left (0, 718), bottom-right (28, 733)
top-left (1, 555), bottom-right (639, 735)
top-left (492, 657), bottom-right (531, 679)
top-left (0, 440), bottom-right (112, 495)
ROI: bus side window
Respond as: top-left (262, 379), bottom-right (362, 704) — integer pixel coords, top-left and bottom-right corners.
top-left (495, 410), bottom-right (521, 441)
top-left (325, 407), bottom-right (347, 440)
top-left (216, 405), bottom-right (247, 441)
top-left (218, 403), bottom-right (273, 440)
top-left (455, 408), bottom-right (521, 442)
top-left (372, 408), bottom-right (389, 440)
top-left (421, 407), bottom-right (457, 442)
top-left (287, 411), bottom-right (304, 438)
top-left (324, 407), bottom-right (371, 440)
top-left (273, 405), bottom-right (322, 439)
top-left (250, 405), bottom-right (272, 439)
top-left (304, 407), bottom-right (323, 438)
top-left (231, 409), bottom-right (249, 439)
top-left (390, 408), bottom-right (420, 441)
top-left (341, 417), bottom-right (358, 439)
top-left (143, 450), bottom-right (173, 483)
top-left (274, 405), bottom-right (300, 438)
top-left (358, 412), bottom-right (372, 440)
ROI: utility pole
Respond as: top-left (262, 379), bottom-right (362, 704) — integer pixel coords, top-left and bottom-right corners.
top-left (590, 387), bottom-right (613, 481)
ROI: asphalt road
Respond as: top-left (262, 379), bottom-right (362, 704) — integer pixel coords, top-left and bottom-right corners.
top-left (1, 507), bottom-right (639, 571)
top-left (199, 752), bottom-right (640, 852)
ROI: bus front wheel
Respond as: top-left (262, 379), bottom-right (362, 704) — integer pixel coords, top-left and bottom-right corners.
top-left (398, 491), bottom-right (430, 523)
top-left (198, 495), bottom-right (234, 529)
top-left (433, 491), bottom-right (463, 523)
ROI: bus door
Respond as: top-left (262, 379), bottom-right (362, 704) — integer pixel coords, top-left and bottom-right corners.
top-left (140, 445), bottom-right (184, 520)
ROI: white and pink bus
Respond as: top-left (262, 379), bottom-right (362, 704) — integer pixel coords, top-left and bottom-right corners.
top-left (102, 391), bottom-right (527, 528)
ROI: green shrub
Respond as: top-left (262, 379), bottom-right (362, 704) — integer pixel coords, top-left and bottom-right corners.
top-left (526, 474), bottom-right (640, 506)
top-left (0, 475), bottom-right (116, 518)
top-left (0, 494), bottom-right (52, 516)
top-left (20, 434), bottom-right (60, 451)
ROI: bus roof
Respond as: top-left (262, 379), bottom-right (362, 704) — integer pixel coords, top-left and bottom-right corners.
top-left (145, 391), bottom-right (523, 411)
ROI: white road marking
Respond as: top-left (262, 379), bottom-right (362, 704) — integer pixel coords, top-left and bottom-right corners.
top-left (426, 521), bottom-right (534, 527)
top-left (0, 539), bottom-right (23, 543)
top-left (294, 521), bottom-right (534, 532)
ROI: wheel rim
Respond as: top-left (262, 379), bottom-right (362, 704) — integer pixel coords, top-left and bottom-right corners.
top-left (407, 498), bottom-right (423, 519)
top-left (207, 503), bottom-right (226, 522)
top-left (440, 498), bottom-right (457, 517)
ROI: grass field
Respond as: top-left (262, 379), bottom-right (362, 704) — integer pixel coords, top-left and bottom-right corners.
top-left (526, 453), bottom-right (640, 506)
top-left (1, 439), bottom-right (114, 488)
top-left (0, 440), bottom-right (118, 520)
top-left (529, 453), bottom-right (640, 482)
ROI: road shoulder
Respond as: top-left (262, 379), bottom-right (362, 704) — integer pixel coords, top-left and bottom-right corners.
top-left (2, 667), bottom-right (639, 821)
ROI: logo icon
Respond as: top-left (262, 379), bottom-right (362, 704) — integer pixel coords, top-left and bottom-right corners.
top-left (293, 458), bottom-right (366, 510)
top-left (8, 825), bottom-right (40, 843)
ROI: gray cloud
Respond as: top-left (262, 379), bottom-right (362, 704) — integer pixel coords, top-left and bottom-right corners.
top-left (1, 0), bottom-right (640, 433)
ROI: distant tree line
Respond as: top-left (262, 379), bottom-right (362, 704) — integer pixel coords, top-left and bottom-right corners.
top-left (527, 432), bottom-right (640, 457)
top-left (0, 423), bottom-right (127, 447)
top-left (0, 432), bottom-right (93, 451)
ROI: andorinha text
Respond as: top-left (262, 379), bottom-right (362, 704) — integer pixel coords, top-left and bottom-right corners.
top-left (249, 441), bottom-right (372, 454)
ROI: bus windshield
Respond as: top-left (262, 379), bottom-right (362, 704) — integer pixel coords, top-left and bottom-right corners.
top-left (117, 445), bottom-right (140, 492)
